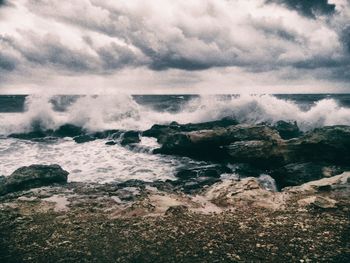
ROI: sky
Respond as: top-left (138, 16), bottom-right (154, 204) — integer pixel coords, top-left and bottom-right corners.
top-left (0, 0), bottom-right (349, 94)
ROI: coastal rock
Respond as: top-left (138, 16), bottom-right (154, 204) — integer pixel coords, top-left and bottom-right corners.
top-left (154, 124), bottom-right (281, 160)
top-left (231, 163), bottom-right (265, 177)
top-left (287, 126), bottom-right (350, 164)
top-left (105, 141), bottom-right (117, 146)
top-left (8, 130), bottom-right (52, 140)
top-left (284, 172), bottom-right (350, 194)
top-left (153, 124), bottom-right (350, 188)
top-left (204, 178), bottom-right (284, 209)
top-left (0, 164), bottom-right (69, 196)
top-left (176, 165), bottom-right (231, 180)
top-left (270, 162), bottom-right (345, 189)
top-left (92, 129), bottom-right (122, 139)
top-left (143, 117), bottom-right (239, 143)
top-left (73, 135), bottom-right (96, 144)
top-left (273, 120), bottom-right (302, 139)
top-left (181, 177), bottom-right (222, 193)
top-left (226, 140), bottom-right (284, 168)
top-left (53, 124), bottom-right (84, 137)
top-left (121, 131), bottom-right (141, 145)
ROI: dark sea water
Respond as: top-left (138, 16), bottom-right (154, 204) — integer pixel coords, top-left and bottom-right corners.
top-left (0, 94), bottom-right (349, 183)
top-left (1, 94), bottom-right (350, 112)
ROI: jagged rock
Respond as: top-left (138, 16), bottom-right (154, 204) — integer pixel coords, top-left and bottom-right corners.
top-left (53, 124), bottom-right (84, 137)
top-left (0, 164), bottom-right (69, 196)
top-left (143, 117), bottom-right (239, 143)
top-left (121, 131), bottom-right (140, 145)
top-left (286, 126), bottom-right (350, 165)
top-left (8, 130), bottom-right (52, 140)
top-left (284, 172), bottom-right (350, 193)
top-left (204, 178), bottom-right (284, 209)
top-left (231, 163), bottom-right (264, 177)
top-left (105, 141), bottom-right (117, 146)
top-left (273, 120), bottom-right (302, 139)
top-left (226, 140), bottom-right (284, 167)
top-left (176, 165), bottom-right (231, 180)
top-left (154, 124), bottom-right (281, 160)
top-left (271, 162), bottom-right (345, 189)
top-left (73, 135), bottom-right (96, 144)
top-left (93, 130), bottom-right (122, 139)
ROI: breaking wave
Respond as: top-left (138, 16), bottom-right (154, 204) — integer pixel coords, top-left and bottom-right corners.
top-left (1, 94), bottom-right (350, 135)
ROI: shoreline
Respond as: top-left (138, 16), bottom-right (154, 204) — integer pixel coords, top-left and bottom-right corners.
top-left (1, 173), bottom-right (349, 262)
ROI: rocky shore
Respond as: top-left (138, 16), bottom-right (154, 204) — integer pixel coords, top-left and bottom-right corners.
top-left (1, 119), bottom-right (350, 262)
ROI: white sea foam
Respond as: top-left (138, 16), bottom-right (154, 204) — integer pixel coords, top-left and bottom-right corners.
top-left (0, 94), bottom-right (350, 136)
top-left (0, 137), bottom-right (204, 183)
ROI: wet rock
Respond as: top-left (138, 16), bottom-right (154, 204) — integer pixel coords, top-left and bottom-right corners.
top-left (0, 164), bottom-right (69, 196)
top-left (182, 177), bottom-right (222, 193)
top-left (121, 131), bottom-right (141, 145)
top-left (176, 165), bottom-right (231, 180)
top-left (143, 117), bottom-right (239, 142)
top-left (53, 124), bottom-right (84, 137)
top-left (287, 126), bottom-right (350, 164)
top-left (231, 163), bottom-right (265, 177)
top-left (273, 120), bottom-right (302, 139)
top-left (8, 130), bottom-right (52, 140)
top-left (93, 130), bottom-right (122, 139)
top-left (226, 140), bottom-right (284, 168)
top-left (271, 162), bottom-right (345, 189)
top-left (73, 135), bottom-right (96, 144)
top-left (154, 124), bottom-right (281, 160)
top-left (105, 141), bottom-right (117, 146)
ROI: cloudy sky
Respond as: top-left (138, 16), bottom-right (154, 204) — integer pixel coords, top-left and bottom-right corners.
top-left (0, 0), bottom-right (349, 94)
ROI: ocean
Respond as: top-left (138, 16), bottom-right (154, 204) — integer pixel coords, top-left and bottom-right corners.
top-left (1, 94), bottom-right (350, 183)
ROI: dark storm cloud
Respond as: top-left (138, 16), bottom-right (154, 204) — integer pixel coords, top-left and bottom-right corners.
top-left (341, 26), bottom-right (350, 54)
top-left (0, 53), bottom-right (16, 71)
top-left (11, 34), bottom-right (99, 72)
top-left (97, 43), bottom-right (146, 71)
top-left (0, 32), bottom-right (147, 74)
top-left (0, 0), bottom-right (349, 92)
top-left (266, 0), bottom-right (336, 18)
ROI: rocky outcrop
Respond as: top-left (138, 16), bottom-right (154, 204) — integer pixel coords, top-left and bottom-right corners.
top-left (154, 124), bottom-right (281, 160)
top-left (175, 165), bottom-right (231, 180)
top-left (286, 126), bottom-right (350, 164)
top-left (153, 124), bottom-right (350, 164)
top-left (203, 177), bottom-right (285, 210)
top-left (225, 140), bottom-right (284, 167)
top-left (270, 162), bottom-right (345, 189)
top-left (150, 124), bottom-right (350, 187)
top-left (52, 124), bottom-right (84, 137)
top-left (0, 164), bottom-right (69, 196)
top-left (121, 131), bottom-right (141, 145)
top-left (73, 135), bottom-right (96, 144)
top-left (272, 120), bottom-right (302, 139)
top-left (143, 117), bottom-right (238, 143)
